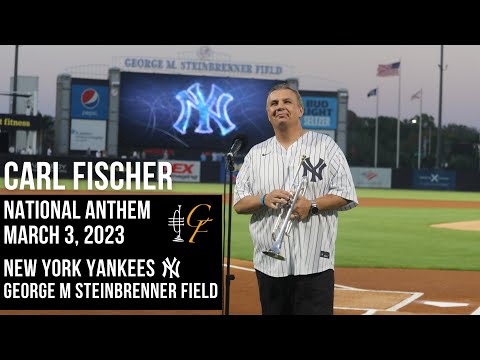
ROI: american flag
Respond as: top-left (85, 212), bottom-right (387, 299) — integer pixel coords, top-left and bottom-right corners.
top-left (377, 61), bottom-right (400, 77)
top-left (411, 89), bottom-right (422, 100)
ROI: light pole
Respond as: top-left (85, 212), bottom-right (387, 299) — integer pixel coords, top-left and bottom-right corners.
top-left (411, 88), bottom-right (423, 168)
top-left (373, 88), bottom-right (379, 167)
top-left (418, 114), bottom-right (422, 169)
top-left (427, 121), bottom-right (432, 156)
top-left (12, 45), bottom-right (19, 115)
top-left (411, 115), bottom-right (422, 169)
top-left (435, 45), bottom-right (444, 168)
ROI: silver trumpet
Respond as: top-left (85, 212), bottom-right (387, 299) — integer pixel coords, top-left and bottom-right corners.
top-left (263, 155), bottom-right (308, 261)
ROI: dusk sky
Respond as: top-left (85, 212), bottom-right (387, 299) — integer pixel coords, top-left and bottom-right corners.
top-left (0, 45), bottom-right (478, 131)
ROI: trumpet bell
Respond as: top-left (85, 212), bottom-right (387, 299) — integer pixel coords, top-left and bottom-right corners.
top-left (262, 249), bottom-right (285, 261)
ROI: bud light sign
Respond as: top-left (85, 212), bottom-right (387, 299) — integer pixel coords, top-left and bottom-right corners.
top-left (71, 84), bottom-right (109, 120)
top-left (300, 91), bottom-right (338, 130)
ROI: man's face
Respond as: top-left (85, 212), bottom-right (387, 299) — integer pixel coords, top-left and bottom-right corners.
top-left (266, 89), bottom-right (304, 129)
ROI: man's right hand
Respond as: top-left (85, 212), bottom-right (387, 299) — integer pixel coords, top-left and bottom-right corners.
top-left (264, 190), bottom-right (291, 209)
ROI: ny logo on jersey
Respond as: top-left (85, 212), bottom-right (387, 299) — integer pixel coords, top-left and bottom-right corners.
top-left (302, 157), bottom-right (327, 182)
top-left (174, 83), bottom-right (236, 136)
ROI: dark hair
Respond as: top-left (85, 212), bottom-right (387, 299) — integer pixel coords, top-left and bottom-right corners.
top-left (267, 83), bottom-right (304, 109)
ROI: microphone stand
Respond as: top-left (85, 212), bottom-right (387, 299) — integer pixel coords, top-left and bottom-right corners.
top-left (224, 154), bottom-right (236, 315)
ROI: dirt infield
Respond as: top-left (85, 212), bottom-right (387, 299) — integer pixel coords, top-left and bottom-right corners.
top-left (1, 192), bottom-right (479, 315)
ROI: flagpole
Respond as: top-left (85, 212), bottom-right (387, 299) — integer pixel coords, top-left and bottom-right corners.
top-left (418, 89), bottom-right (423, 169)
top-left (374, 87), bottom-right (379, 168)
top-left (396, 58), bottom-right (401, 168)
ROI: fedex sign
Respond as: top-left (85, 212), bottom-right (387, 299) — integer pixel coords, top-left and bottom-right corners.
top-left (169, 161), bottom-right (200, 183)
top-left (172, 163), bottom-right (194, 174)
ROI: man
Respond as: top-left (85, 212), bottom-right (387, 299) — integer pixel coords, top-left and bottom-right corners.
top-left (233, 83), bottom-right (358, 315)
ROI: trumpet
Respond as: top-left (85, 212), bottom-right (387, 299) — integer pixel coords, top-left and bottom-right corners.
top-left (263, 155), bottom-right (308, 261)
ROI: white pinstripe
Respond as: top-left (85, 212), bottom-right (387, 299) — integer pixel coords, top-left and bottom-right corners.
top-left (234, 131), bottom-right (358, 277)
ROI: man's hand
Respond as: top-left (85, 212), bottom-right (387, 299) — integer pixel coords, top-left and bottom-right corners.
top-left (292, 195), bottom-right (311, 220)
top-left (264, 190), bottom-right (291, 209)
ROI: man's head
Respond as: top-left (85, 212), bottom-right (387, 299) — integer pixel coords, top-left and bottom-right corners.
top-left (266, 83), bottom-right (304, 109)
top-left (266, 83), bottom-right (304, 131)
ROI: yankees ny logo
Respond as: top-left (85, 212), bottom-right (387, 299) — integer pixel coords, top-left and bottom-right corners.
top-left (174, 83), bottom-right (236, 136)
top-left (168, 205), bottom-right (185, 242)
top-left (162, 257), bottom-right (181, 278)
top-left (303, 157), bottom-right (327, 182)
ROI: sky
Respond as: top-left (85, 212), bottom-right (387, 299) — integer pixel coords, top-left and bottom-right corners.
top-left (0, 45), bottom-right (478, 131)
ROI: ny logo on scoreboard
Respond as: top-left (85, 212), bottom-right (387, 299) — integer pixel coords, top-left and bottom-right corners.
top-left (173, 83), bottom-right (236, 136)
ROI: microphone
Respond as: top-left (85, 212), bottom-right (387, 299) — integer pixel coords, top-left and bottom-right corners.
top-left (226, 134), bottom-right (248, 160)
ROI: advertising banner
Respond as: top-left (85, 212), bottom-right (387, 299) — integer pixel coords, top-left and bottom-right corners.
top-left (413, 169), bottom-right (456, 190)
top-left (351, 167), bottom-right (392, 188)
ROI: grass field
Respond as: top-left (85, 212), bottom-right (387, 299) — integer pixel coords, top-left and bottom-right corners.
top-left (2, 179), bottom-right (479, 270)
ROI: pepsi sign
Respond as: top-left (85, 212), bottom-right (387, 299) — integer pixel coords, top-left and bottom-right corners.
top-left (71, 84), bottom-right (109, 120)
top-left (81, 89), bottom-right (100, 109)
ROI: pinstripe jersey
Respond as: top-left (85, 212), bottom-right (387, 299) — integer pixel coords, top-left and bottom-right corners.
top-left (234, 131), bottom-right (358, 277)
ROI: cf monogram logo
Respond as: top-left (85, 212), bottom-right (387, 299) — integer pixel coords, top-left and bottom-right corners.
top-left (169, 204), bottom-right (213, 244)
top-left (186, 204), bottom-right (213, 243)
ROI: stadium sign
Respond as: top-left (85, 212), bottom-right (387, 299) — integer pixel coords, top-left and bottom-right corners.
top-left (113, 46), bottom-right (289, 78)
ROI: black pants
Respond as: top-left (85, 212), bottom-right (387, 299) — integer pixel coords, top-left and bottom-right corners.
top-left (255, 269), bottom-right (334, 315)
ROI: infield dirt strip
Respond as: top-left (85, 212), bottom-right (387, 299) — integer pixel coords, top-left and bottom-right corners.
top-left (0, 192), bottom-right (479, 315)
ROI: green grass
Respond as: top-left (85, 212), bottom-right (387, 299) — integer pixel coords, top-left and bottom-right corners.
top-left (229, 207), bottom-right (480, 271)
top-left (2, 179), bottom-right (479, 270)
top-left (336, 207), bottom-right (480, 270)
top-left (356, 188), bottom-right (480, 202)
top-left (228, 187), bottom-right (480, 270)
